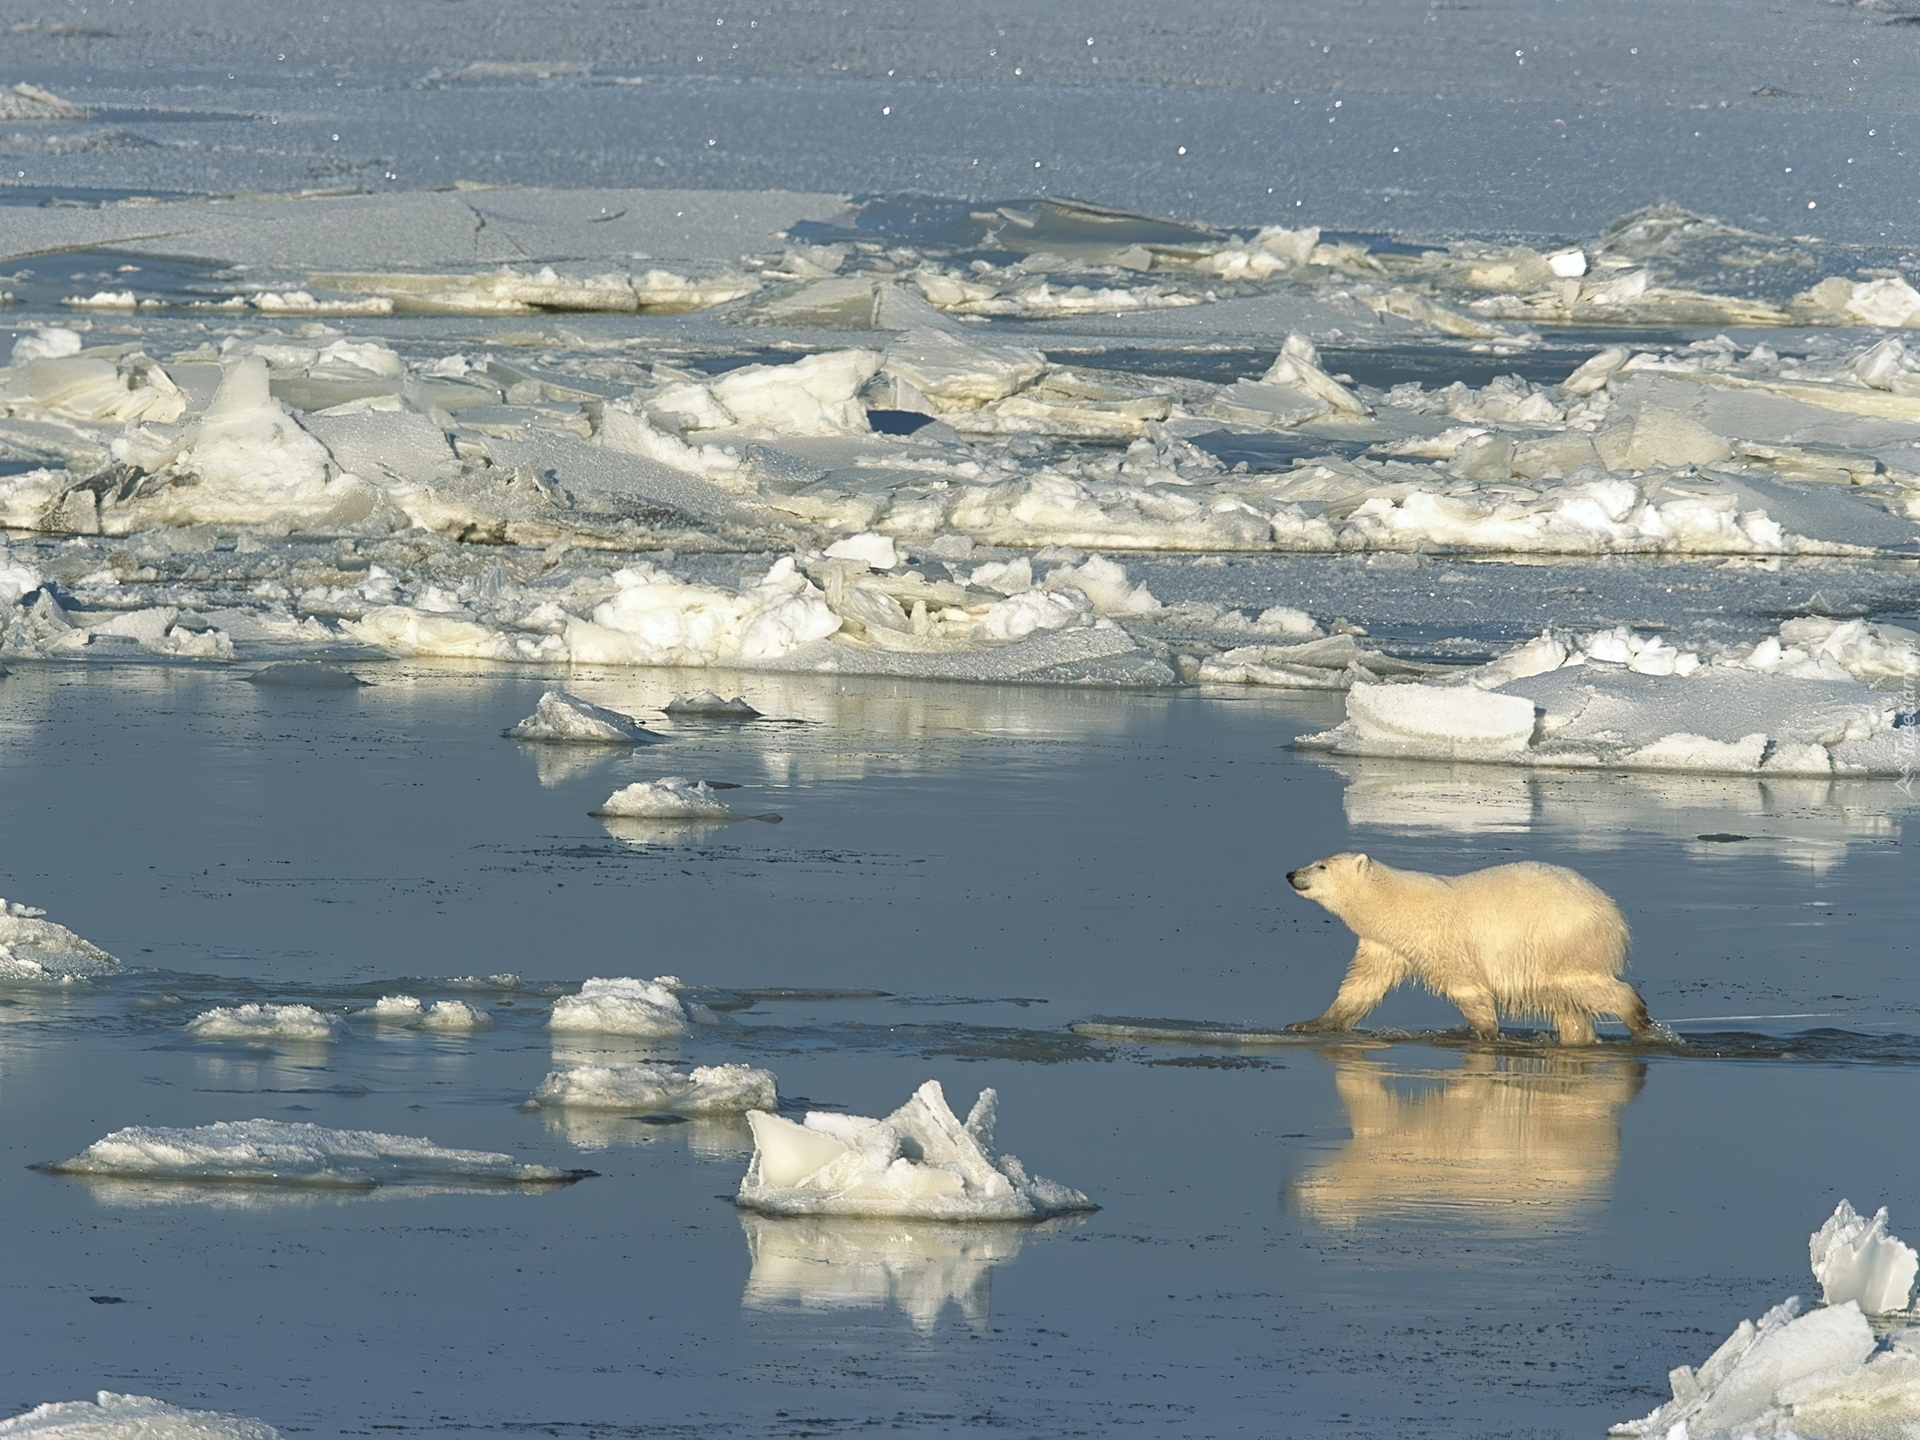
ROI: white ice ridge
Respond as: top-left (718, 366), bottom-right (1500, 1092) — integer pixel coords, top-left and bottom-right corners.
top-left (48, 1119), bottom-right (583, 1187)
top-left (1612, 1202), bottom-right (1920, 1439)
top-left (1297, 619), bottom-right (1918, 775)
top-left (0, 1393), bottom-right (280, 1440)
top-left (1812, 1200), bottom-right (1919, 1315)
top-left (593, 777), bottom-right (741, 821)
top-left (183, 1003), bottom-right (345, 1041)
top-left (503, 691), bottom-right (657, 744)
top-left (531, 1062), bottom-right (777, 1114)
top-left (417, 1000), bottom-right (492, 1033)
top-left (735, 1079), bottom-right (1096, 1222)
top-left (0, 899), bottom-right (121, 982)
top-left (547, 976), bottom-right (690, 1036)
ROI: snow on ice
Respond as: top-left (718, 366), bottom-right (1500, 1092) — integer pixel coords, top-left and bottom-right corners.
top-left (0, 900), bottom-right (121, 982)
top-left (531, 1062), bottom-right (777, 1115)
top-left (0, 1393), bottom-right (280, 1440)
top-left (735, 1079), bottom-right (1094, 1222)
top-left (183, 1003), bottom-right (345, 1042)
top-left (503, 690), bottom-right (658, 743)
top-left (546, 976), bottom-right (691, 1036)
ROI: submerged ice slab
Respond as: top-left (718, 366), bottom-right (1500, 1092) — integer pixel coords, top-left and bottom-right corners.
top-left (46, 1120), bottom-right (586, 1188)
top-left (531, 1062), bottom-right (776, 1115)
top-left (504, 690), bottom-right (657, 744)
top-left (0, 1393), bottom-right (280, 1440)
top-left (183, 1003), bottom-right (345, 1042)
top-left (1812, 1201), bottom-right (1919, 1315)
top-left (0, 900), bottom-right (121, 982)
top-left (547, 976), bottom-right (690, 1037)
top-left (735, 1079), bottom-right (1095, 1222)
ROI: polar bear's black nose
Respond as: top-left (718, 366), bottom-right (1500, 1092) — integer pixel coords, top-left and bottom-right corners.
top-left (1287, 869), bottom-right (1305, 889)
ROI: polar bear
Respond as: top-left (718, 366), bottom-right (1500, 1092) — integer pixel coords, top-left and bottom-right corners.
top-left (1284, 853), bottom-right (1654, 1045)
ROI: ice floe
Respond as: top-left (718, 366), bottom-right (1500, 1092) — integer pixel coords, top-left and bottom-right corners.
top-left (592, 777), bottom-right (744, 820)
top-left (0, 899), bottom-right (121, 982)
top-left (531, 1062), bottom-right (776, 1114)
top-left (504, 690), bottom-right (658, 743)
top-left (0, 1393), bottom-right (279, 1440)
top-left (665, 690), bottom-right (761, 719)
top-left (417, 1000), bottom-right (492, 1033)
top-left (46, 1119), bottom-right (585, 1187)
top-left (547, 976), bottom-right (690, 1036)
top-left (183, 1003), bottom-right (345, 1041)
top-left (1612, 1202), bottom-right (1920, 1439)
top-left (735, 1079), bottom-right (1094, 1221)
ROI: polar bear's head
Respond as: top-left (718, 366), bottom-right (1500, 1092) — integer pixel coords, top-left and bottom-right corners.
top-left (1286, 853), bottom-right (1371, 910)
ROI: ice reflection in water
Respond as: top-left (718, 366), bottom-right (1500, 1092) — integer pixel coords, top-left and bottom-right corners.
top-left (1288, 1050), bottom-right (1645, 1228)
top-left (1328, 758), bottom-right (1911, 873)
top-left (516, 742), bottom-right (620, 789)
top-left (738, 1213), bottom-right (1082, 1331)
top-left (596, 815), bottom-right (736, 848)
top-left (535, 1106), bottom-right (752, 1156)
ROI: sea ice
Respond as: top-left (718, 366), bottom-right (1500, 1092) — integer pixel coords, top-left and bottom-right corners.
top-left (547, 976), bottom-right (691, 1036)
top-left (1613, 1203), bottom-right (1920, 1439)
top-left (734, 1079), bottom-right (1095, 1221)
top-left (665, 691), bottom-right (760, 719)
top-left (362, 994), bottom-right (424, 1021)
top-left (417, 1000), bottom-right (492, 1033)
top-left (46, 1119), bottom-right (583, 1187)
top-left (183, 1003), bottom-right (345, 1042)
top-left (592, 778), bottom-right (742, 821)
top-left (0, 1392), bottom-right (280, 1440)
top-left (1811, 1201), bottom-right (1919, 1315)
top-left (503, 691), bottom-right (657, 744)
top-left (531, 1062), bottom-right (776, 1114)
top-left (0, 899), bottom-right (121, 982)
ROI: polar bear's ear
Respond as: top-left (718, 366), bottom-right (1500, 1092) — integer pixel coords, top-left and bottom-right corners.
top-left (1352, 853), bottom-right (1371, 871)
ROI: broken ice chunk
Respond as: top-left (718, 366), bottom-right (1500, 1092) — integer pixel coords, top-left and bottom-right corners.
top-left (547, 977), bottom-right (690, 1037)
top-left (183, 1003), bottom-right (344, 1042)
top-left (417, 1000), bottom-right (492, 1033)
top-left (1811, 1200), bottom-right (1918, 1314)
top-left (592, 777), bottom-right (742, 820)
top-left (503, 690), bottom-right (658, 744)
top-left (822, 532), bottom-right (900, 570)
top-left (664, 691), bottom-right (761, 720)
top-left (0, 1392), bottom-right (282, 1440)
top-left (531, 1062), bottom-right (776, 1115)
top-left (735, 1079), bottom-right (1095, 1221)
top-left (0, 900), bottom-right (121, 982)
top-left (44, 1119), bottom-right (585, 1188)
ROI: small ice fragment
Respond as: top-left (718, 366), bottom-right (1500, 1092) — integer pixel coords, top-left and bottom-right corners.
top-left (664, 691), bottom-right (761, 720)
top-left (531, 1062), bottom-right (776, 1114)
top-left (503, 690), bottom-right (657, 743)
top-left (0, 900), bottom-right (121, 982)
top-left (44, 1119), bottom-right (585, 1187)
top-left (417, 1000), bottom-right (492, 1033)
top-left (9, 327), bottom-right (83, 365)
top-left (1812, 1200), bottom-right (1918, 1314)
top-left (184, 1003), bottom-right (344, 1042)
top-left (246, 662), bottom-right (366, 689)
top-left (0, 1392), bottom-right (281, 1440)
top-left (822, 532), bottom-right (899, 570)
top-left (1547, 247), bottom-right (1588, 278)
top-left (362, 994), bottom-right (423, 1020)
top-left (547, 976), bottom-right (690, 1036)
top-left (735, 1078), bottom-right (1096, 1221)
top-left (593, 777), bottom-right (741, 820)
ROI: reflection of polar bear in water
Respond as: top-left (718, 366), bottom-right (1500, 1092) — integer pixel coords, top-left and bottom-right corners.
top-left (1288, 1051), bottom-right (1646, 1227)
top-left (1285, 853), bottom-right (1655, 1045)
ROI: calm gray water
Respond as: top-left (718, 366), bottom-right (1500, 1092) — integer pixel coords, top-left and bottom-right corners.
top-left (2, 662), bottom-right (1916, 1437)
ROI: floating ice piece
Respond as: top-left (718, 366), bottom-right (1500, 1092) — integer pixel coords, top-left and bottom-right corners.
top-left (1812, 1200), bottom-right (1918, 1314)
top-left (0, 1392), bottom-right (280, 1440)
top-left (547, 976), bottom-right (690, 1037)
top-left (532, 1062), bottom-right (776, 1114)
top-left (362, 994), bottom-right (423, 1020)
top-left (1342, 682), bottom-right (1538, 757)
top-left (184, 1003), bottom-right (344, 1042)
top-left (0, 83), bottom-right (87, 121)
top-left (593, 777), bottom-right (742, 820)
top-left (665, 691), bottom-right (760, 720)
top-left (45, 1120), bottom-right (586, 1188)
top-left (735, 1079), bottom-right (1095, 1221)
top-left (0, 900), bottom-right (121, 982)
top-left (417, 1000), bottom-right (492, 1033)
top-left (9, 327), bottom-right (83, 365)
top-left (503, 691), bottom-right (657, 744)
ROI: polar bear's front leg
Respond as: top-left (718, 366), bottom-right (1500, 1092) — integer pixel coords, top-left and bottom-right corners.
top-left (1289, 939), bottom-right (1406, 1032)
